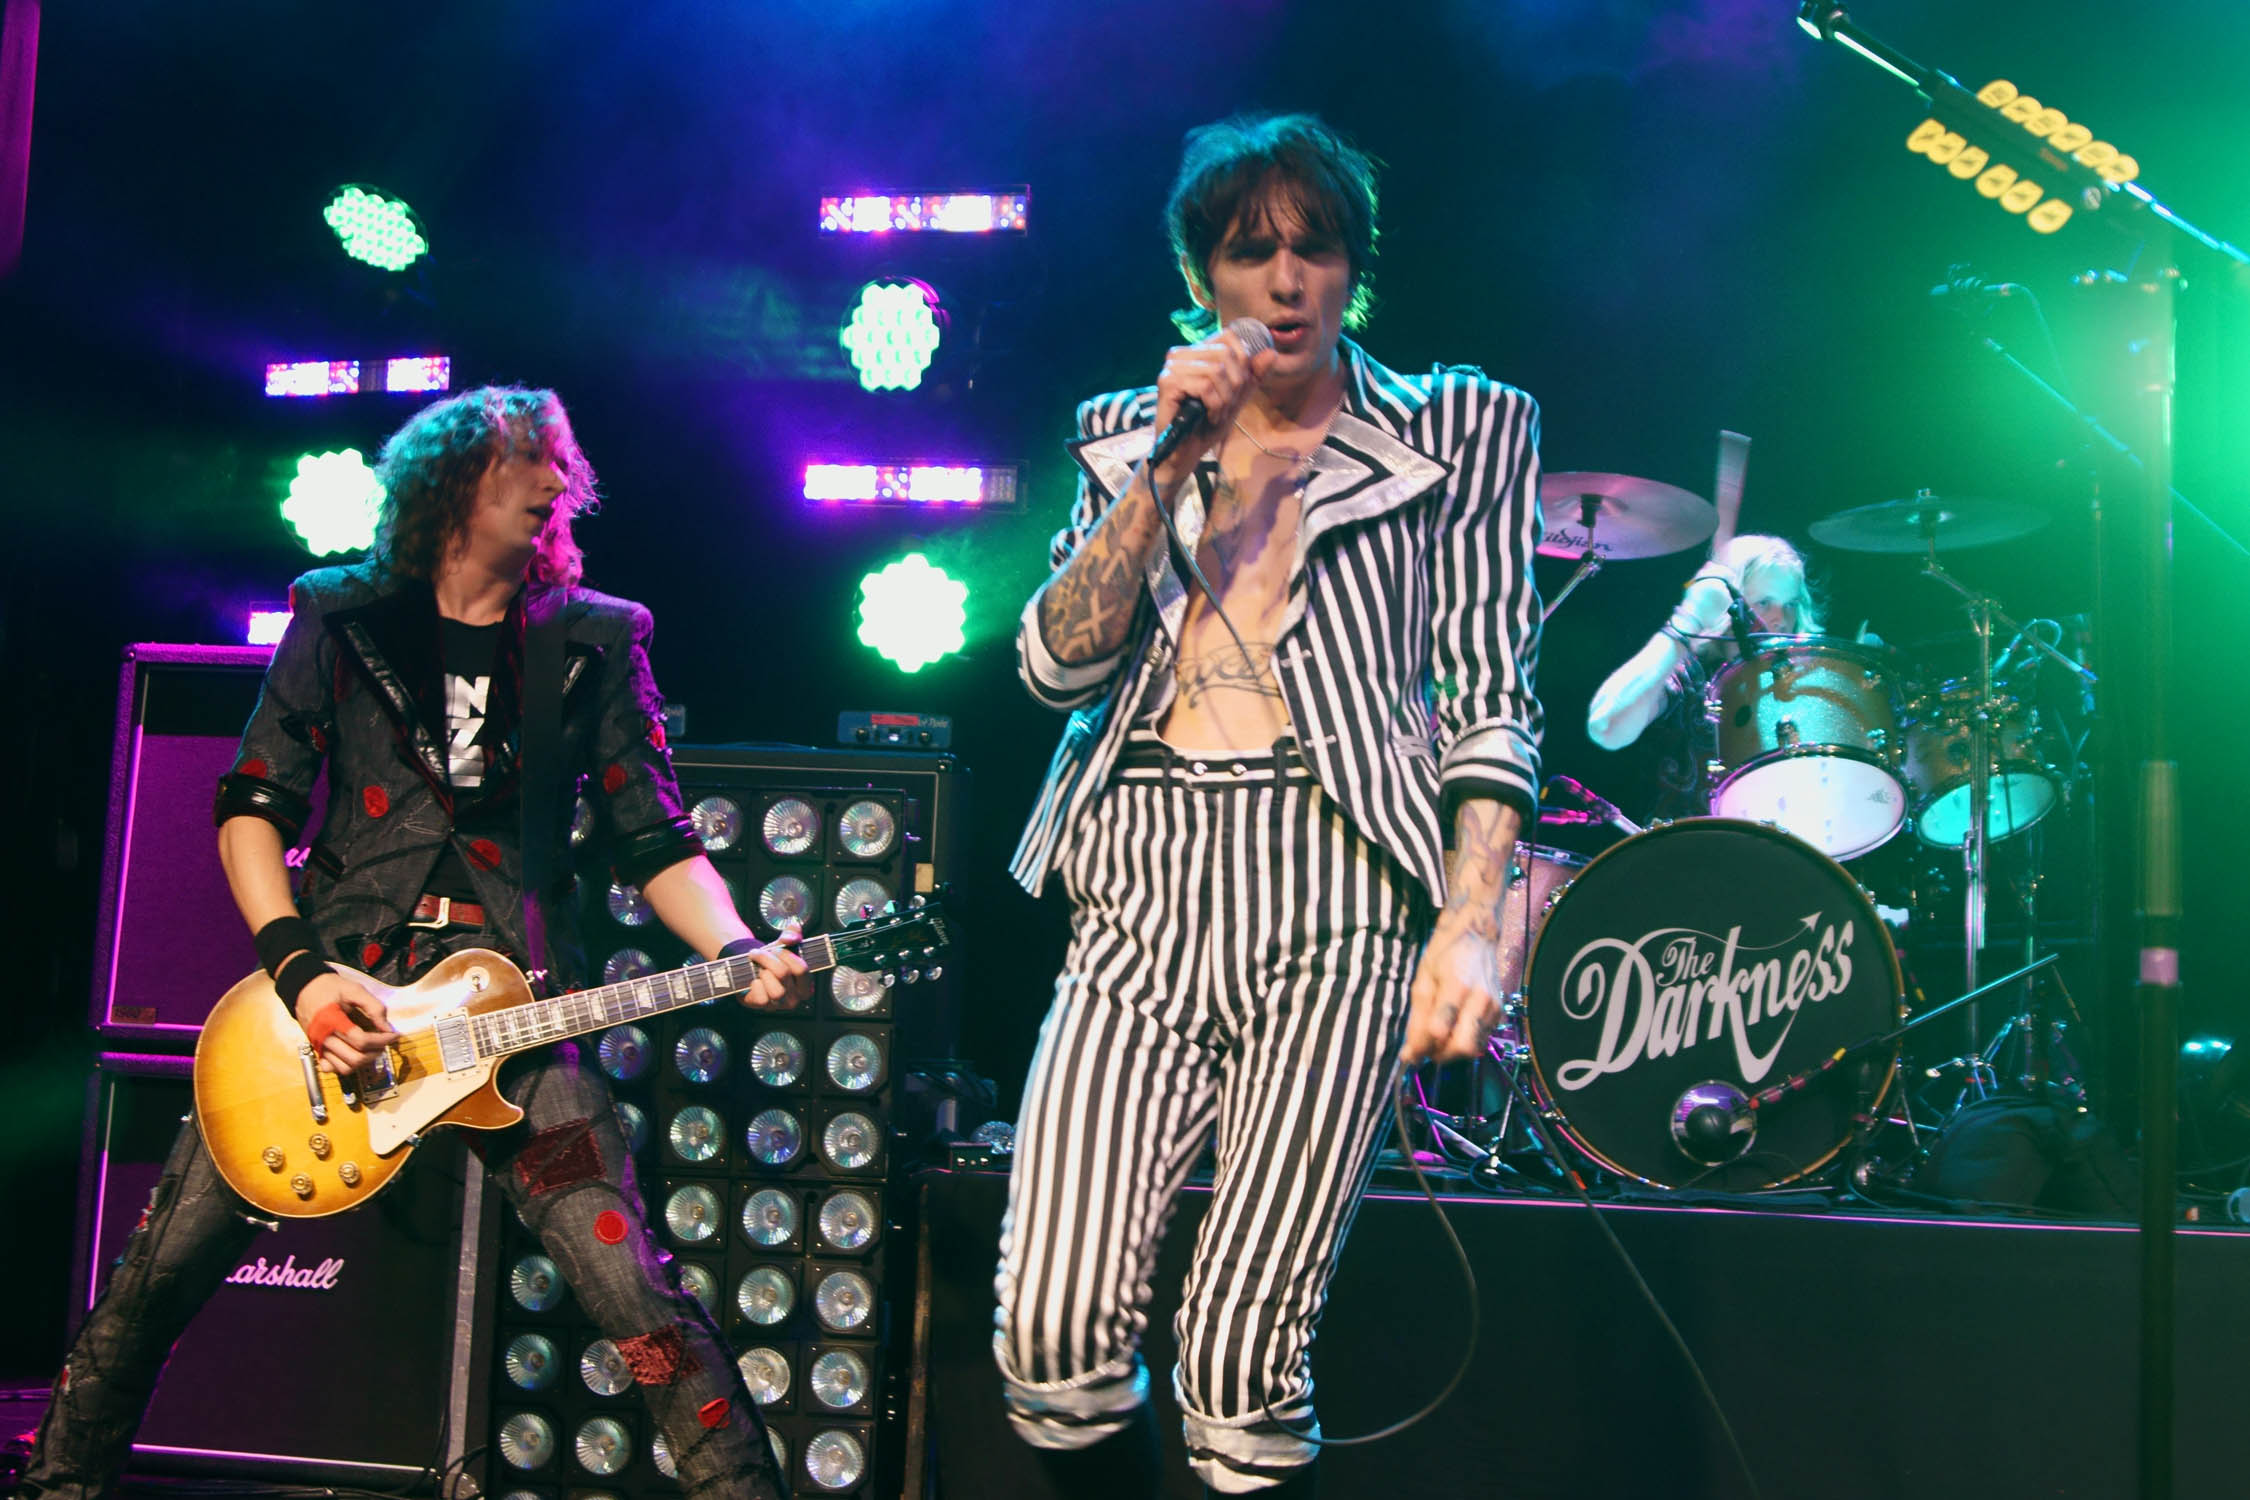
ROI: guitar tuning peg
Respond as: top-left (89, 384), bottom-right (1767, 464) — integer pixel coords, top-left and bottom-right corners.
top-left (909, 893), bottom-right (926, 909)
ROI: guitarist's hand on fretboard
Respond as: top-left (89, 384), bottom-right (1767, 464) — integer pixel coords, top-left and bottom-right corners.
top-left (731, 924), bottom-right (813, 1009)
top-left (294, 975), bottom-right (401, 1074)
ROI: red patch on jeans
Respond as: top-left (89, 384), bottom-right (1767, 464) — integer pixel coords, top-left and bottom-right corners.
top-left (362, 785), bottom-right (389, 817)
top-left (467, 838), bottom-right (502, 871)
top-left (698, 1396), bottom-right (730, 1428)
top-left (515, 1119), bottom-right (603, 1196)
top-left (615, 1326), bottom-right (700, 1386)
top-left (238, 758), bottom-right (268, 779)
top-left (601, 763), bottom-right (629, 795)
top-left (646, 718), bottom-right (667, 751)
top-left (593, 1209), bottom-right (628, 1244)
top-left (361, 942), bottom-right (385, 968)
top-left (308, 724), bottom-right (328, 754)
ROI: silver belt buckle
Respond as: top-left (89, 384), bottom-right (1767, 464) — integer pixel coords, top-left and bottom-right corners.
top-left (408, 895), bottom-right (453, 929)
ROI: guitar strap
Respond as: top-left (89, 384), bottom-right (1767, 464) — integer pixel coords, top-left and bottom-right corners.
top-left (519, 585), bottom-right (568, 994)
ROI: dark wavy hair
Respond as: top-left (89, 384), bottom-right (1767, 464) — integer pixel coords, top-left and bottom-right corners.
top-left (1165, 112), bottom-right (1381, 339)
top-left (370, 386), bottom-right (600, 586)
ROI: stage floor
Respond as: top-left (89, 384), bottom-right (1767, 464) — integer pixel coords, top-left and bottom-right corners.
top-left (919, 1169), bottom-right (2248, 1500)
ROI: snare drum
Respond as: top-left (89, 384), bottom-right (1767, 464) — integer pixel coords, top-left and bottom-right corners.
top-left (1705, 635), bottom-right (1907, 859)
top-left (1901, 682), bottom-right (2059, 848)
top-left (1495, 846), bottom-right (1586, 1006)
top-left (1520, 819), bottom-right (1903, 1190)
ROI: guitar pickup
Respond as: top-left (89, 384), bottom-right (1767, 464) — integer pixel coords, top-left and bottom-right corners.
top-left (433, 1014), bottom-right (477, 1073)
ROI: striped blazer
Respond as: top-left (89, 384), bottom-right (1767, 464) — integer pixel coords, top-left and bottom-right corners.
top-left (1009, 339), bottom-right (1545, 901)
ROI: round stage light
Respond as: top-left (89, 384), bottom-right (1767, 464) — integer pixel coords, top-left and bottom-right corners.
top-left (833, 876), bottom-right (892, 926)
top-left (606, 880), bottom-right (655, 927)
top-left (760, 874), bottom-right (816, 931)
top-left (737, 1265), bottom-right (796, 1326)
top-left (742, 1187), bottom-right (800, 1248)
top-left (816, 1189), bottom-right (877, 1252)
top-left (763, 797), bottom-right (819, 856)
top-left (840, 278), bottom-right (942, 392)
top-left (509, 1254), bottom-right (565, 1312)
top-left (674, 1026), bottom-right (730, 1083)
top-left (739, 1346), bottom-right (791, 1406)
top-left (651, 1429), bottom-right (677, 1479)
top-left (497, 1412), bottom-right (555, 1471)
top-left (830, 965), bottom-right (889, 1015)
top-left (573, 1414), bottom-right (630, 1475)
top-left (324, 184), bottom-right (429, 271)
top-left (281, 449), bottom-right (383, 556)
top-left (804, 1428), bottom-right (867, 1490)
top-left (814, 1269), bottom-right (875, 1333)
top-left (596, 1025), bottom-right (651, 1082)
top-left (822, 1111), bottom-right (880, 1171)
top-left (602, 948), bottom-right (654, 984)
top-left (677, 1261), bottom-right (719, 1318)
top-left (856, 553), bottom-right (967, 673)
top-left (837, 799), bottom-right (897, 859)
top-left (691, 794), bottom-right (745, 852)
top-left (503, 1332), bottom-right (560, 1391)
top-left (664, 1184), bottom-right (723, 1244)
top-left (809, 1348), bottom-right (871, 1411)
top-left (668, 1104), bottom-right (725, 1162)
top-left (826, 1032), bottom-right (885, 1093)
top-left (579, 1339), bottom-right (634, 1397)
top-left (745, 1106), bottom-right (805, 1167)
top-left (751, 1030), bottom-right (809, 1089)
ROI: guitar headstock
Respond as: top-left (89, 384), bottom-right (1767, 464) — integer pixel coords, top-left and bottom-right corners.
top-left (826, 892), bottom-right (953, 987)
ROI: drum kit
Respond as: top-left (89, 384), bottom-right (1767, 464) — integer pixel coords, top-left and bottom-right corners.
top-left (1424, 470), bottom-right (2096, 1195)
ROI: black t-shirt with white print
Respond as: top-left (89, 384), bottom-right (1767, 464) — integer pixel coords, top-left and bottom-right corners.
top-left (425, 618), bottom-right (509, 900)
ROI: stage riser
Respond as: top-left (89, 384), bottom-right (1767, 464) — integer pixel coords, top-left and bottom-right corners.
top-left (919, 1170), bottom-right (2247, 1499)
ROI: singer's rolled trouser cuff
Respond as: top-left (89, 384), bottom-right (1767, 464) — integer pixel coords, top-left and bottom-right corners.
top-left (1180, 1384), bottom-right (1320, 1493)
top-left (994, 1339), bottom-right (1151, 1451)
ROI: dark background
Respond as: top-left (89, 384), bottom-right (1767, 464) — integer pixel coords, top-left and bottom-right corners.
top-left (4, 0), bottom-right (2246, 1382)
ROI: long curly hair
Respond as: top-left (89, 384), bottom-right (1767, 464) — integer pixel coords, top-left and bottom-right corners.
top-left (370, 386), bottom-right (600, 586)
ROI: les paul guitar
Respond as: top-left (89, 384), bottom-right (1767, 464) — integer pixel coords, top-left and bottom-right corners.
top-left (194, 901), bottom-right (952, 1219)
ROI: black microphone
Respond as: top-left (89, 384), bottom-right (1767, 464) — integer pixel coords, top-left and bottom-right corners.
top-left (1929, 277), bottom-right (2024, 300)
top-left (1146, 317), bottom-right (1275, 468)
top-left (1725, 590), bottom-right (1761, 659)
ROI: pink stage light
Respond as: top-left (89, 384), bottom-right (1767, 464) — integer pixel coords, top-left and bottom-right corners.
top-left (382, 356), bottom-right (451, 393)
top-left (265, 360), bottom-right (361, 397)
top-left (246, 608), bottom-right (291, 645)
top-left (819, 190), bottom-right (1029, 234)
top-left (803, 463), bottom-right (1017, 507)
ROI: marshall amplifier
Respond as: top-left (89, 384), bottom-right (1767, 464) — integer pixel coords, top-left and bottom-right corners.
top-left (89, 643), bottom-right (325, 1047)
top-left (70, 1053), bottom-right (488, 1485)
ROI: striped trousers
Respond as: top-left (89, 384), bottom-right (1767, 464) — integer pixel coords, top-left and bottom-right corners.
top-left (994, 730), bottom-right (1431, 1493)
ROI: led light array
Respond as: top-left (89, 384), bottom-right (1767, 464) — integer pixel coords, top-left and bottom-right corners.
top-left (324, 184), bottom-right (429, 271)
top-left (819, 190), bottom-right (1028, 235)
top-left (245, 608), bottom-right (292, 646)
top-left (803, 462), bottom-right (1018, 507)
top-left (263, 355), bottom-right (451, 398)
top-left (839, 279), bottom-right (943, 392)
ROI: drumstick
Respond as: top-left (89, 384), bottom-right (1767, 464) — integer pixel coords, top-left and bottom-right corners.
top-left (1710, 430), bottom-right (1750, 559)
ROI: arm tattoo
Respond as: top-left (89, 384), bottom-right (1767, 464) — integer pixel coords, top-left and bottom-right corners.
top-left (1038, 463), bottom-right (1167, 665)
top-left (1439, 800), bottom-right (1517, 935)
top-left (1176, 640), bottom-right (1283, 708)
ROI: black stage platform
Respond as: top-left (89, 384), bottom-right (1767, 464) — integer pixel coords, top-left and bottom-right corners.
top-left (918, 1169), bottom-right (2249, 1500)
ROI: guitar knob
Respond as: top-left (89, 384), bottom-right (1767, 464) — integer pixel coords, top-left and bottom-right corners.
top-left (338, 1162), bottom-right (362, 1188)
top-left (902, 969), bottom-right (921, 985)
top-left (289, 1174), bottom-right (314, 1199)
top-left (308, 1134), bottom-right (332, 1159)
top-left (926, 965), bottom-right (944, 981)
top-left (921, 945), bottom-right (936, 958)
top-left (261, 1147), bottom-right (285, 1172)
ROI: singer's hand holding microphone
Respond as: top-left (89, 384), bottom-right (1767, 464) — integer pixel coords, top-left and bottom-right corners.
top-left (1147, 317), bottom-right (1277, 490)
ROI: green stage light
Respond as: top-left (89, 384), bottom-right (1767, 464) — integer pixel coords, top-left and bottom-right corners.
top-left (856, 553), bottom-right (966, 673)
top-left (324, 184), bottom-right (429, 271)
top-left (840, 279), bottom-right (941, 392)
top-left (282, 449), bottom-right (384, 555)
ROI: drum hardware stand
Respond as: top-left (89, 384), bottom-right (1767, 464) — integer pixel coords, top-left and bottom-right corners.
top-left (1541, 494), bottom-right (1607, 622)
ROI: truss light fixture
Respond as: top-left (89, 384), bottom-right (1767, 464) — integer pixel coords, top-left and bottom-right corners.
top-left (855, 553), bottom-right (967, 673)
top-left (245, 607), bottom-right (291, 645)
top-left (819, 189), bottom-right (1028, 234)
top-left (280, 449), bottom-right (384, 555)
top-left (839, 279), bottom-right (942, 392)
top-left (803, 462), bottom-right (1017, 507)
top-left (324, 184), bottom-right (429, 272)
top-left (264, 355), bottom-right (450, 398)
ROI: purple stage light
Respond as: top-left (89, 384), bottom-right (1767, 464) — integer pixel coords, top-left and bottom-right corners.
top-left (383, 356), bottom-right (451, 393)
top-left (265, 360), bottom-right (361, 398)
top-left (803, 462), bottom-right (1018, 507)
top-left (245, 608), bottom-right (291, 646)
top-left (819, 190), bottom-right (1029, 234)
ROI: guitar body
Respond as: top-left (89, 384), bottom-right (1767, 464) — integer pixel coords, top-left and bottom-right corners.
top-left (194, 948), bottom-right (536, 1219)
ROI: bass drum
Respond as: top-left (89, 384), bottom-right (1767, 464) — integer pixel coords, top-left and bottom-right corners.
top-left (1520, 819), bottom-right (1903, 1191)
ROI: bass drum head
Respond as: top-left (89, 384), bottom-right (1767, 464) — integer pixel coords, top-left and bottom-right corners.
top-left (1522, 819), bottom-right (1902, 1190)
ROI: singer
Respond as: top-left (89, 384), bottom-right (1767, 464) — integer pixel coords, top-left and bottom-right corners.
top-left (994, 113), bottom-right (1545, 1496)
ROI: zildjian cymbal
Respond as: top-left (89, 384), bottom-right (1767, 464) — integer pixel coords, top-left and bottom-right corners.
top-left (1536, 472), bottom-right (1717, 560)
top-left (1807, 491), bottom-right (2049, 553)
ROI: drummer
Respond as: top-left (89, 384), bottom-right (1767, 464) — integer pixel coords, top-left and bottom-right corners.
top-left (1584, 534), bottom-right (1835, 820)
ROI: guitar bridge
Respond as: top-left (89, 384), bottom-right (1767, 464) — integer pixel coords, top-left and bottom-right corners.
top-left (350, 1048), bottom-right (401, 1103)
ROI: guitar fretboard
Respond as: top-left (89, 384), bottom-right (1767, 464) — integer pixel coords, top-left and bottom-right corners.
top-left (468, 932), bottom-right (841, 1059)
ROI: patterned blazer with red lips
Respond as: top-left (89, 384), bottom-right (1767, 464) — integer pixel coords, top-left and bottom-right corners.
top-left (212, 560), bottom-right (703, 988)
top-left (1010, 339), bottom-right (1547, 905)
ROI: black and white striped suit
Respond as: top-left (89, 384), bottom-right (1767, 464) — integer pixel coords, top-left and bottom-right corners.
top-left (995, 342), bottom-right (1544, 1492)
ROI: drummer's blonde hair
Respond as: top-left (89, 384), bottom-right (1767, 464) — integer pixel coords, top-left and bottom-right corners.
top-left (1718, 534), bottom-right (1823, 634)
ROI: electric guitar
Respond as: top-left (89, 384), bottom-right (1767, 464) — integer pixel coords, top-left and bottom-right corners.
top-left (193, 900), bottom-right (951, 1219)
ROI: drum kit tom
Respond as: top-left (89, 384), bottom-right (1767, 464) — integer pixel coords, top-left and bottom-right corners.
top-left (1425, 471), bottom-right (2097, 1195)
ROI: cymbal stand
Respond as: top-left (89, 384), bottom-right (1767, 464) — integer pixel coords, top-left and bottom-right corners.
top-left (1540, 494), bottom-right (1606, 623)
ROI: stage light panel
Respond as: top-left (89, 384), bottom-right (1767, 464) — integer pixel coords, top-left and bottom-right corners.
top-left (855, 553), bottom-right (967, 673)
top-left (281, 449), bottom-right (384, 556)
top-left (265, 360), bottom-right (360, 397)
top-left (384, 355), bottom-right (451, 393)
top-left (245, 608), bottom-right (291, 645)
top-left (840, 279), bottom-right (942, 392)
top-left (819, 189), bottom-right (1028, 233)
top-left (803, 462), bottom-right (1018, 507)
top-left (324, 184), bottom-right (429, 271)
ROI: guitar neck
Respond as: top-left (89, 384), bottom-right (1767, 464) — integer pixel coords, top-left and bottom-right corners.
top-left (471, 933), bottom-right (844, 1060)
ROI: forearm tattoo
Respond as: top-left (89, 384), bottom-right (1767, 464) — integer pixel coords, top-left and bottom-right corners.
top-left (1176, 640), bottom-right (1283, 708)
top-left (1440, 801), bottom-right (1517, 935)
top-left (1038, 470), bottom-right (1164, 665)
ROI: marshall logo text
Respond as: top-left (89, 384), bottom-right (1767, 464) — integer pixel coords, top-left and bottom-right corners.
top-left (226, 1253), bottom-right (345, 1291)
top-left (1553, 914), bottom-right (1857, 1091)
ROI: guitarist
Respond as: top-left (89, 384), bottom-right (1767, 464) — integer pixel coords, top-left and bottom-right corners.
top-left (16, 386), bottom-right (806, 1500)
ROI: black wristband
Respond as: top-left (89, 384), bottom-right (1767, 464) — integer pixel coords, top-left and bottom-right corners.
top-left (254, 915), bottom-right (324, 980)
top-left (718, 937), bottom-right (760, 960)
top-left (273, 950), bottom-right (333, 1009)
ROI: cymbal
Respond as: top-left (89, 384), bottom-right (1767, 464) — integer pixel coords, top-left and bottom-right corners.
top-left (1537, 472), bottom-right (1716, 560)
top-left (1807, 493), bottom-right (2048, 553)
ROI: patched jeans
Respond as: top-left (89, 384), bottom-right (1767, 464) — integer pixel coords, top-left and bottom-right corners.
top-left (17, 1045), bottom-right (788, 1500)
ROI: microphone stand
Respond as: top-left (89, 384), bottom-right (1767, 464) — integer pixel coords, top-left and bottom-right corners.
top-left (1540, 493), bottom-right (1606, 623)
top-left (1797, 10), bottom-right (2232, 1492)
